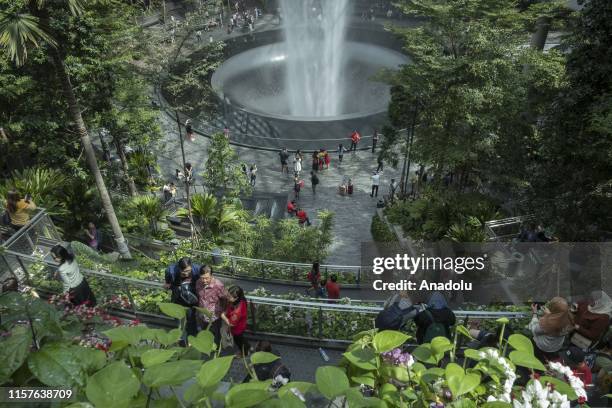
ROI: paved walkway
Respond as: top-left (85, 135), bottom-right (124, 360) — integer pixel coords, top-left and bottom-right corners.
top-left (149, 11), bottom-right (405, 265)
top-left (156, 114), bottom-right (401, 265)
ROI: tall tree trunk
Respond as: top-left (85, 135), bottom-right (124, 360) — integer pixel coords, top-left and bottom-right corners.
top-left (112, 134), bottom-right (138, 197)
top-left (51, 51), bottom-right (132, 259)
top-left (530, 16), bottom-right (551, 51)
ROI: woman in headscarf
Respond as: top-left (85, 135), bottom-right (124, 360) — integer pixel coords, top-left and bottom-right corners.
top-left (572, 290), bottom-right (611, 343)
top-left (414, 292), bottom-right (456, 344)
top-left (529, 297), bottom-right (573, 360)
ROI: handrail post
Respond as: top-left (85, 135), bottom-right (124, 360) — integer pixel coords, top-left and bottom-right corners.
top-left (357, 267), bottom-right (361, 285)
top-left (292, 265), bottom-right (297, 281)
top-left (231, 257), bottom-right (236, 275)
top-left (260, 262), bottom-right (265, 279)
top-left (318, 306), bottom-right (323, 339)
top-left (249, 300), bottom-right (257, 332)
top-left (15, 255), bottom-right (32, 286)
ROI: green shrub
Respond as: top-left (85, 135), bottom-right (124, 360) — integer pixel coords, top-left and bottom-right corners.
top-left (371, 214), bottom-right (397, 242)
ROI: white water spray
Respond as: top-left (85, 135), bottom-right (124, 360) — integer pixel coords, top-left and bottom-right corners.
top-left (279, 0), bottom-right (351, 117)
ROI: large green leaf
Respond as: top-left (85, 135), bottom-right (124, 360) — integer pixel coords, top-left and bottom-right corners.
top-left (279, 392), bottom-right (307, 408)
top-left (158, 302), bottom-right (187, 320)
top-left (509, 351), bottom-right (545, 371)
top-left (197, 356), bottom-right (234, 388)
top-left (343, 347), bottom-right (377, 371)
top-left (225, 382), bottom-right (272, 407)
top-left (278, 381), bottom-right (315, 399)
top-left (445, 363), bottom-right (480, 397)
top-left (154, 328), bottom-right (182, 346)
top-left (28, 343), bottom-right (85, 387)
top-left (0, 325), bottom-right (31, 384)
top-left (507, 334), bottom-right (534, 354)
top-left (103, 326), bottom-right (145, 346)
top-left (250, 351), bottom-right (280, 365)
top-left (86, 362), bottom-right (140, 408)
top-left (463, 349), bottom-right (483, 361)
top-left (412, 344), bottom-right (437, 364)
top-left (141, 349), bottom-right (178, 368)
top-left (188, 331), bottom-right (215, 356)
top-left (315, 366), bottom-right (349, 399)
top-left (430, 337), bottom-right (453, 356)
top-left (373, 330), bottom-right (410, 352)
top-left (74, 348), bottom-right (106, 373)
top-left (142, 360), bottom-right (202, 387)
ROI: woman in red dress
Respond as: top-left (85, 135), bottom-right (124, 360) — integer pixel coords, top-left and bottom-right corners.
top-left (222, 285), bottom-right (249, 358)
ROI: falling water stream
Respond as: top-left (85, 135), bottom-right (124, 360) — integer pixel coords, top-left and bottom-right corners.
top-left (279, 0), bottom-right (351, 117)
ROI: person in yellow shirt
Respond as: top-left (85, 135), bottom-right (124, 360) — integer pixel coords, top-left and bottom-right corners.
top-left (5, 191), bottom-right (36, 230)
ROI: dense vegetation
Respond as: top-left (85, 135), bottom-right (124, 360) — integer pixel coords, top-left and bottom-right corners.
top-left (382, 0), bottom-right (612, 241)
top-left (0, 293), bottom-right (585, 407)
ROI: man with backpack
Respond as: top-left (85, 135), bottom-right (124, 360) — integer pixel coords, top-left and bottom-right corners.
top-left (375, 292), bottom-right (418, 331)
top-left (414, 292), bottom-right (456, 344)
top-left (164, 258), bottom-right (202, 344)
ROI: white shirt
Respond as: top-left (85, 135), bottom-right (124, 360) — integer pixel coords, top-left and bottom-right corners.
top-left (372, 174), bottom-right (380, 186)
top-left (58, 260), bottom-right (84, 292)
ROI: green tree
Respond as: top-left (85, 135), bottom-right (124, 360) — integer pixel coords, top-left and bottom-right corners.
top-left (528, 0), bottom-right (612, 239)
top-left (384, 0), bottom-right (565, 197)
top-left (0, 0), bottom-right (132, 257)
top-left (202, 133), bottom-right (251, 198)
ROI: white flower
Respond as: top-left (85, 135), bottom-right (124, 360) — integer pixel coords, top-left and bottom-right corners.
top-left (274, 375), bottom-right (289, 386)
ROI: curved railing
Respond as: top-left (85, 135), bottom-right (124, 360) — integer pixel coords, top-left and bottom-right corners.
top-left (3, 248), bottom-right (529, 343)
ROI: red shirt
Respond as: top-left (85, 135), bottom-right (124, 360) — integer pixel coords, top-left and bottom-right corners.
top-left (326, 281), bottom-right (340, 299)
top-left (573, 364), bottom-right (592, 387)
top-left (287, 202), bottom-right (296, 213)
top-left (226, 299), bottom-right (247, 335)
top-left (297, 210), bottom-right (307, 222)
top-left (351, 132), bottom-right (361, 143)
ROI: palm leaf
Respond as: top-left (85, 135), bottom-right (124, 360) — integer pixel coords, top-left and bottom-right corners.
top-left (0, 12), bottom-right (56, 66)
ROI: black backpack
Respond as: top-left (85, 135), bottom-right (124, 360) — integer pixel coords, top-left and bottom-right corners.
top-left (174, 281), bottom-right (198, 306)
top-left (422, 309), bottom-right (448, 343)
top-left (375, 303), bottom-right (405, 330)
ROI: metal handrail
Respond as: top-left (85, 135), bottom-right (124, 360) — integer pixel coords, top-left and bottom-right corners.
top-left (0, 208), bottom-right (48, 248)
top-left (5, 248), bottom-right (528, 318)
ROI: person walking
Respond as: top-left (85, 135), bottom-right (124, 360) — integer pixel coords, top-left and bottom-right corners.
top-left (338, 143), bottom-right (345, 163)
top-left (293, 153), bottom-right (302, 177)
top-left (310, 171), bottom-right (319, 195)
top-left (249, 164), bottom-right (257, 187)
top-left (293, 176), bottom-right (301, 200)
top-left (389, 179), bottom-right (398, 203)
top-left (51, 244), bottom-right (96, 307)
top-left (307, 262), bottom-right (322, 297)
top-left (185, 119), bottom-right (194, 142)
top-left (311, 151), bottom-right (319, 173)
top-left (164, 258), bottom-right (202, 344)
top-left (296, 207), bottom-right (311, 226)
top-left (376, 157), bottom-right (384, 173)
top-left (325, 275), bottom-right (340, 302)
top-left (372, 129), bottom-right (379, 152)
top-left (221, 285), bottom-right (249, 358)
top-left (350, 130), bottom-right (361, 152)
top-left (279, 148), bottom-right (289, 174)
top-left (371, 171), bottom-right (380, 197)
top-left (195, 265), bottom-right (227, 346)
top-left (324, 150), bottom-right (331, 169)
